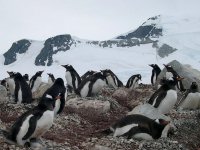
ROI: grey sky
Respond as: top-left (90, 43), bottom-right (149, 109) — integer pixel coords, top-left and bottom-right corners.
top-left (0, 0), bottom-right (200, 54)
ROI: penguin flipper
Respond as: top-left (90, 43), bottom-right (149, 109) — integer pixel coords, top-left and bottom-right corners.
top-left (148, 87), bottom-right (164, 105)
top-left (154, 91), bottom-right (167, 108)
top-left (22, 115), bottom-right (38, 140)
top-left (57, 93), bottom-right (65, 114)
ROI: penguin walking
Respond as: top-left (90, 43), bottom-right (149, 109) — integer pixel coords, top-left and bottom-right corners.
top-left (23, 74), bottom-right (29, 84)
top-left (61, 65), bottom-right (81, 93)
top-left (148, 77), bottom-right (183, 114)
top-left (178, 82), bottom-right (200, 110)
top-left (75, 72), bottom-right (108, 97)
top-left (163, 64), bottom-right (185, 92)
top-left (101, 69), bottom-right (123, 89)
top-left (5, 71), bottom-right (15, 96)
top-left (41, 78), bottom-right (66, 117)
top-left (126, 74), bottom-right (141, 89)
top-left (149, 64), bottom-right (161, 85)
top-left (14, 72), bottom-right (32, 104)
top-left (1, 94), bottom-right (57, 147)
top-left (81, 70), bottom-right (96, 81)
top-left (47, 73), bottom-right (55, 85)
top-left (103, 114), bottom-right (170, 140)
top-left (29, 71), bottom-right (44, 93)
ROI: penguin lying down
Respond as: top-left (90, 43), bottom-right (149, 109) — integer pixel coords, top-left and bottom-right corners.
top-left (0, 93), bottom-right (60, 148)
top-left (103, 114), bottom-right (170, 140)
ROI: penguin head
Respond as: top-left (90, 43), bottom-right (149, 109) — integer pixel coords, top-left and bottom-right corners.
top-left (39, 94), bottom-right (56, 110)
top-left (100, 69), bottom-right (112, 77)
top-left (7, 71), bottom-right (15, 78)
top-left (135, 74), bottom-right (142, 80)
top-left (149, 64), bottom-right (156, 68)
top-left (163, 64), bottom-right (176, 73)
top-left (23, 74), bottom-right (29, 80)
top-left (14, 72), bottom-right (23, 80)
top-left (190, 82), bottom-right (198, 90)
top-left (149, 64), bottom-right (160, 70)
top-left (61, 64), bottom-right (74, 71)
top-left (54, 78), bottom-right (65, 87)
top-left (36, 71), bottom-right (44, 76)
top-left (154, 119), bottom-right (170, 126)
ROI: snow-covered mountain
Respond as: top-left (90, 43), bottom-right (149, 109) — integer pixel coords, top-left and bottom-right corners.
top-left (1, 15), bottom-right (200, 84)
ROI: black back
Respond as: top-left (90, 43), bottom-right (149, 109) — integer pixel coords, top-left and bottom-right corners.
top-left (14, 72), bottom-right (32, 103)
top-left (29, 71), bottom-right (43, 89)
top-left (41, 78), bottom-right (66, 114)
top-left (149, 64), bottom-right (161, 85)
top-left (126, 74), bottom-right (141, 88)
top-left (81, 70), bottom-right (96, 81)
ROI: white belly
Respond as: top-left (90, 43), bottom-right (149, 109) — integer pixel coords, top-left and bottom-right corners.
top-left (166, 72), bottom-right (173, 79)
top-left (91, 79), bottom-right (107, 95)
top-left (32, 77), bottom-right (42, 93)
top-left (6, 78), bottom-right (15, 95)
top-left (113, 124), bottom-right (138, 137)
top-left (153, 74), bottom-right (157, 85)
top-left (134, 133), bottom-right (153, 140)
top-left (106, 75), bottom-right (117, 89)
top-left (48, 77), bottom-right (53, 85)
top-left (65, 71), bottom-right (72, 87)
top-left (80, 82), bottom-right (90, 97)
top-left (17, 87), bottom-right (22, 104)
top-left (158, 90), bottom-right (177, 114)
top-left (130, 78), bottom-right (138, 89)
top-left (16, 115), bottom-right (34, 145)
top-left (180, 93), bottom-right (200, 110)
top-left (54, 99), bottom-right (61, 117)
top-left (32, 110), bottom-right (54, 138)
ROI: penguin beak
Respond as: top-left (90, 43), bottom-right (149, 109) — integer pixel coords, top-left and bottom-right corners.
top-left (61, 65), bottom-right (65, 68)
top-left (149, 64), bottom-right (153, 67)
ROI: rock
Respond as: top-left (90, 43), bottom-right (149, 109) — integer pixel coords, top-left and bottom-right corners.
top-left (32, 82), bottom-right (51, 99)
top-left (66, 98), bottom-right (110, 115)
top-left (0, 85), bottom-right (8, 101)
top-left (92, 144), bottom-right (112, 150)
top-left (156, 60), bottom-right (200, 90)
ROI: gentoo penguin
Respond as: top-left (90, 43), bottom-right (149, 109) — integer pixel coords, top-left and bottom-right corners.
top-left (61, 64), bottom-right (81, 92)
top-left (5, 71), bottom-right (15, 96)
top-left (41, 78), bottom-right (66, 116)
top-left (163, 64), bottom-right (185, 92)
top-left (148, 77), bottom-right (183, 114)
top-left (81, 70), bottom-right (96, 81)
top-left (1, 79), bottom-right (9, 91)
top-left (14, 72), bottom-right (32, 104)
top-left (101, 69), bottom-right (123, 89)
top-left (29, 71), bottom-right (44, 93)
top-left (23, 74), bottom-right (29, 84)
top-left (103, 114), bottom-right (170, 140)
top-left (126, 74), bottom-right (141, 89)
top-left (1, 94), bottom-right (57, 147)
top-left (178, 82), bottom-right (200, 110)
top-left (47, 73), bottom-right (55, 85)
top-left (149, 64), bottom-right (161, 85)
top-left (75, 72), bottom-right (108, 97)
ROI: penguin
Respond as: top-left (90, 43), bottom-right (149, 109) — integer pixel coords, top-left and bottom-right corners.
top-left (149, 64), bottom-right (161, 85)
top-left (61, 64), bottom-right (81, 93)
top-left (147, 77), bottom-right (183, 114)
top-left (47, 73), bottom-right (55, 85)
top-left (75, 72), bottom-right (108, 97)
top-left (14, 72), bottom-right (32, 104)
top-left (23, 74), bottom-right (29, 84)
top-left (29, 71), bottom-right (44, 93)
top-left (163, 64), bottom-right (185, 92)
top-left (1, 94), bottom-right (57, 147)
top-left (178, 82), bottom-right (200, 110)
top-left (101, 69), bottom-right (123, 89)
top-left (126, 74), bottom-right (141, 89)
top-left (5, 71), bottom-right (15, 96)
top-left (41, 78), bottom-right (66, 116)
top-left (1, 79), bottom-right (9, 91)
top-left (81, 70), bottom-right (96, 81)
top-left (103, 114), bottom-right (170, 140)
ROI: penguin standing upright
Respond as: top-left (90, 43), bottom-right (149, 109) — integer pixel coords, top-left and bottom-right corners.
top-left (178, 82), bottom-right (200, 110)
top-left (103, 114), bottom-right (170, 140)
top-left (14, 72), bottom-right (32, 104)
top-left (1, 94), bottom-right (57, 147)
top-left (163, 64), bottom-right (185, 92)
top-left (76, 72), bottom-right (108, 97)
top-left (81, 70), bottom-right (96, 81)
top-left (42, 78), bottom-right (66, 116)
top-left (126, 74), bottom-right (141, 89)
top-left (5, 71), bottom-right (15, 96)
top-left (61, 65), bottom-right (81, 92)
top-left (101, 69), bottom-right (123, 89)
top-left (47, 73), bottom-right (55, 85)
top-left (29, 71), bottom-right (44, 93)
top-left (149, 64), bottom-right (161, 85)
top-left (148, 77), bottom-right (183, 114)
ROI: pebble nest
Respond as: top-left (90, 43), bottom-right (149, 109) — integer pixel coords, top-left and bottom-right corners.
top-left (0, 85), bottom-right (200, 150)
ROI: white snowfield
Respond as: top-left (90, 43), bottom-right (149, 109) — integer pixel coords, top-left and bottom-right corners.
top-left (0, 15), bottom-right (200, 84)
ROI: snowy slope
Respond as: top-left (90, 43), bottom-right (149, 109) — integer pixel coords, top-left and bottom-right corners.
top-left (1, 15), bottom-right (200, 84)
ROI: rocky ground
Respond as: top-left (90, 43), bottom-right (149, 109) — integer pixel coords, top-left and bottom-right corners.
top-left (0, 84), bottom-right (200, 150)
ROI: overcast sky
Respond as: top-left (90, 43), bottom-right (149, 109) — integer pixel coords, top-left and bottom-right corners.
top-left (0, 0), bottom-right (200, 54)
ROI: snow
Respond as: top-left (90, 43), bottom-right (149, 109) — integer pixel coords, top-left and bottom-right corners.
top-left (1, 15), bottom-right (200, 85)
